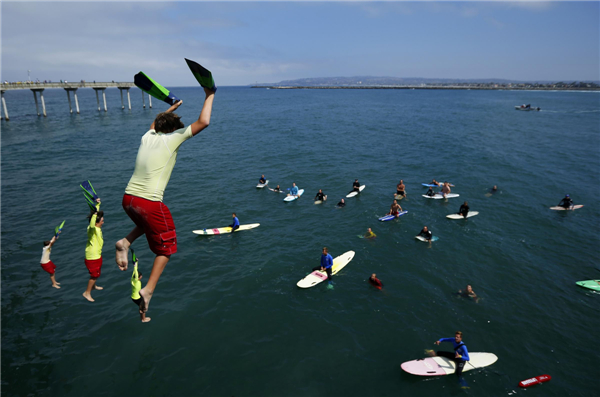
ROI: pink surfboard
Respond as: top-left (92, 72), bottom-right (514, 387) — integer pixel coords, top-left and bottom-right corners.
top-left (401, 353), bottom-right (498, 376)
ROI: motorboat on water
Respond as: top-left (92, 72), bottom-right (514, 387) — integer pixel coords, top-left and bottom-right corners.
top-left (515, 104), bottom-right (541, 111)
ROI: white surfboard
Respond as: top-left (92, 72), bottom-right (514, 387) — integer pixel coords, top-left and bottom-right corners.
top-left (401, 353), bottom-right (498, 376)
top-left (346, 185), bottom-right (366, 198)
top-left (550, 205), bottom-right (583, 211)
top-left (297, 251), bottom-right (355, 288)
top-left (193, 223), bottom-right (260, 235)
top-left (256, 180), bottom-right (269, 188)
top-left (447, 211), bottom-right (479, 219)
top-left (415, 235), bottom-right (439, 242)
top-left (423, 193), bottom-right (460, 199)
top-left (284, 189), bottom-right (304, 202)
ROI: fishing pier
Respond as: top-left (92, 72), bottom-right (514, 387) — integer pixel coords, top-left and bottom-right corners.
top-left (0, 81), bottom-right (156, 120)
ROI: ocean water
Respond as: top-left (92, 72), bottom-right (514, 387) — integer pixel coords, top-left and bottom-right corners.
top-left (1, 86), bottom-right (599, 397)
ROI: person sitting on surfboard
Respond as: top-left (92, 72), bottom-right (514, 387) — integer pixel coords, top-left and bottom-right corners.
top-left (336, 198), bottom-right (346, 208)
top-left (314, 189), bottom-right (327, 202)
top-left (312, 247), bottom-right (334, 283)
top-left (426, 187), bottom-right (436, 197)
top-left (369, 273), bottom-right (383, 289)
top-left (288, 183), bottom-right (299, 197)
top-left (458, 285), bottom-right (479, 303)
top-left (441, 182), bottom-right (451, 199)
top-left (396, 180), bottom-right (406, 197)
top-left (427, 331), bottom-right (470, 380)
top-left (558, 194), bottom-right (573, 209)
top-left (458, 201), bottom-right (469, 218)
top-left (418, 226), bottom-right (432, 242)
top-left (229, 213), bottom-right (240, 232)
top-left (387, 200), bottom-right (402, 217)
top-left (350, 179), bottom-right (361, 194)
top-left (364, 228), bottom-right (376, 239)
top-left (115, 86), bottom-right (215, 314)
top-left (259, 175), bottom-right (266, 184)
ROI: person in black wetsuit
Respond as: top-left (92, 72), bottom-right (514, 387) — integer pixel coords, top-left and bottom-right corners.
top-left (458, 201), bottom-right (469, 218)
top-left (314, 189), bottom-right (327, 202)
top-left (350, 179), bottom-right (361, 194)
top-left (558, 194), bottom-right (573, 209)
top-left (273, 185), bottom-right (281, 192)
top-left (336, 198), bottom-right (346, 208)
top-left (418, 226), bottom-right (432, 242)
top-left (426, 187), bottom-right (436, 197)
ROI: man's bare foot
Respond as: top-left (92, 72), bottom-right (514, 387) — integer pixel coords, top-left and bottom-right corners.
top-left (115, 239), bottom-right (130, 271)
top-left (142, 317), bottom-right (151, 323)
top-left (139, 288), bottom-right (153, 312)
top-left (82, 292), bottom-right (95, 302)
top-left (56, 282), bottom-right (61, 285)
top-left (52, 284), bottom-right (61, 289)
top-left (94, 285), bottom-right (103, 290)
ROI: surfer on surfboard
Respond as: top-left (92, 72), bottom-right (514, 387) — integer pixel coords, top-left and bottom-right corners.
top-left (287, 183), bottom-right (299, 198)
top-left (396, 180), bottom-right (406, 198)
top-left (426, 187), bottom-right (436, 197)
top-left (258, 175), bottom-right (266, 184)
top-left (427, 331), bottom-right (470, 381)
top-left (418, 226), bottom-right (433, 243)
top-left (386, 200), bottom-right (402, 217)
top-left (558, 194), bottom-right (573, 209)
top-left (311, 247), bottom-right (334, 284)
top-left (350, 179), bottom-right (361, 194)
top-left (369, 273), bottom-right (383, 289)
top-left (441, 182), bottom-right (452, 199)
top-left (336, 198), bottom-right (346, 208)
top-left (363, 228), bottom-right (376, 239)
top-left (229, 213), bottom-right (240, 232)
top-left (458, 201), bottom-right (470, 218)
top-left (314, 189), bottom-right (327, 202)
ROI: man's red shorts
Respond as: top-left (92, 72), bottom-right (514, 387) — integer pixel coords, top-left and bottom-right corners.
top-left (85, 257), bottom-right (103, 278)
top-left (40, 260), bottom-right (56, 275)
top-left (122, 194), bottom-right (177, 256)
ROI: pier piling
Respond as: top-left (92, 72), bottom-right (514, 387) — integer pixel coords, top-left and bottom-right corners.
top-left (32, 89), bottom-right (47, 117)
top-left (65, 88), bottom-right (80, 114)
top-left (142, 91), bottom-right (146, 108)
top-left (1, 91), bottom-right (8, 121)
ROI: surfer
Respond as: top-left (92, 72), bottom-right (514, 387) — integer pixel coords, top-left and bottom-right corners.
top-left (259, 175), bottom-right (266, 184)
top-left (458, 201), bottom-right (469, 218)
top-left (271, 185), bottom-right (281, 193)
top-left (396, 180), bottom-right (406, 198)
top-left (431, 179), bottom-right (441, 186)
top-left (369, 273), bottom-right (383, 289)
top-left (84, 198), bottom-right (104, 302)
top-left (312, 247), bottom-right (334, 282)
top-left (229, 213), bottom-right (240, 232)
top-left (426, 186), bottom-right (436, 197)
top-left (115, 86), bottom-right (215, 314)
top-left (314, 189), bottom-right (327, 202)
top-left (558, 194), bottom-right (573, 209)
top-left (458, 285), bottom-right (479, 303)
top-left (350, 179), bottom-right (361, 194)
top-left (287, 182), bottom-right (299, 197)
top-left (336, 198), bottom-right (346, 208)
top-left (491, 185), bottom-right (498, 193)
top-left (387, 200), bottom-right (402, 217)
top-left (418, 226), bottom-right (432, 242)
top-left (364, 228), bottom-right (376, 239)
top-left (428, 331), bottom-right (470, 380)
top-left (131, 255), bottom-right (150, 323)
top-left (41, 233), bottom-right (61, 289)
top-left (441, 182), bottom-right (451, 199)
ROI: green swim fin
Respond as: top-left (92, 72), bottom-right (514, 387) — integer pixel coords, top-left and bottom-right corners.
top-left (134, 72), bottom-right (180, 106)
top-left (55, 220), bottom-right (65, 237)
top-left (185, 58), bottom-right (217, 92)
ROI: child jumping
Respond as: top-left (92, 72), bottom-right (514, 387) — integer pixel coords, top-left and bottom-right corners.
top-left (131, 250), bottom-right (150, 323)
top-left (41, 233), bottom-right (61, 289)
top-left (83, 198), bottom-right (104, 302)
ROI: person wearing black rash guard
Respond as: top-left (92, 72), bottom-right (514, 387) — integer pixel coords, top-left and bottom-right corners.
top-left (418, 226), bottom-right (432, 242)
top-left (426, 187), bottom-right (436, 197)
top-left (427, 331), bottom-right (470, 380)
top-left (336, 198), bottom-right (346, 208)
top-left (351, 179), bottom-right (361, 194)
top-left (229, 213), bottom-right (240, 232)
top-left (558, 194), bottom-right (573, 209)
top-left (458, 201), bottom-right (469, 218)
top-left (314, 189), bottom-right (327, 202)
top-left (273, 185), bottom-right (281, 192)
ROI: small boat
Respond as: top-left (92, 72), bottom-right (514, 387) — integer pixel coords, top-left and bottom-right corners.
top-left (515, 105), bottom-right (540, 111)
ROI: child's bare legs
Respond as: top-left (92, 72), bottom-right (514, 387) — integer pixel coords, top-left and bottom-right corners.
top-left (50, 274), bottom-right (61, 289)
top-left (140, 309), bottom-right (151, 323)
top-left (116, 226), bottom-right (144, 271)
top-left (139, 254), bottom-right (170, 312)
top-left (83, 277), bottom-right (99, 301)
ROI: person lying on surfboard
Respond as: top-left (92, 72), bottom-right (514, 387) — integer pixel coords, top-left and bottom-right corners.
top-left (287, 183), bottom-right (299, 197)
top-left (426, 187), bottom-right (436, 197)
top-left (364, 228), bottom-right (376, 239)
top-left (558, 194), bottom-right (573, 209)
top-left (369, 273), bottom-right (383, 289)
top-left (229, 213), bottom-right (240, 232)
top-left (314, 189), bottom-right (327, 202)
top-left (458, 201), bottom-right (469, 218)
top-left (431, 179), bottom-right (441, 186)
top-left (441, 182), bottom-right (452, 199)
top-left (336, 198), bottom-right (346, 208)
top-left (311, 247), bottom-right (334, 284)
top-left (458, 285), bottom-right (479, 303)
top-left (386, 200), bottom-right (402, 217)
top-left (396, 180), bottom-right (406, 197)
top-left (418, 226), bottom-right (432, 242)
top-left (427, 331), bottom-right (470, 380)
top-left (350, 179), bottom-right (361, 194)
top-left (115, 86), bottom-right (216, 315)
top-left (259, 175), bottom-right (266, 184)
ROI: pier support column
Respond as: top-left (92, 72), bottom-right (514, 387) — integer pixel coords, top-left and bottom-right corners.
top-left (33, 90), bottom-right (40, 116)
top-left (32, 89), bottom-right (46, 117)
top-left (117, 87), bottom-right (131, 110)
top-left (1, 91), bottom-right (8, 121)
top-left (93, 88), bottom-right (107, 112)
top-left (127, 89), bottom-right (131, 110)
top-left (102, 90), bottom-right (107, 112)
top-left (149, 94), bottom-right (152, 108)
top-left (40, 90), bottom-right (47, 117)
top-left (66, 90), bottom-right (73, 113)
top-left (119, 88), bottom-right (124, 109)
top-left (74, 90), bottom-right (80, 113)
top-left (65, 88), bottom-right (79, 114)
top-left (95, 89), bottom-right (100, 111)
top-left (142, 90), bottom-right (146, 108)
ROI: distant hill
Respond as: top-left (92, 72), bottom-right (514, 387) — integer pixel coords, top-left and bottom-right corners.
top-left (253, 76), bottom-right (599, 86)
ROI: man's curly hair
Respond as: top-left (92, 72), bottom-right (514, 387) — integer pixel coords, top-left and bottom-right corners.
top-left (154, 112), bottom-right (184, 133)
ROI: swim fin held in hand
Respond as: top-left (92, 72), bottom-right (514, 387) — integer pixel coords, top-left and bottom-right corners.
top-left (80, 180), bottom-right (99, 210)
top-left (55, 220), bottom-right (65, 237)
top-left (185, 58), bottom-right (217, 92)
top-left (134, 72), bottom-right (181, 105)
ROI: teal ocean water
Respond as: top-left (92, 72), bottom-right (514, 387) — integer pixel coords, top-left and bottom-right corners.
top-left (2, 87), bottom-right (599, 396)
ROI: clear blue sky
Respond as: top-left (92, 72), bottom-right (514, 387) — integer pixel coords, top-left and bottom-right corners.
top-left (2, 1), bottom-right (598, 86)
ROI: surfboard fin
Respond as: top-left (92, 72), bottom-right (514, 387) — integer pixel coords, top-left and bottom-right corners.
top-left (134, 72), bottom-right (181, 105)
top-left (184, 58), bottom-right (217, 92)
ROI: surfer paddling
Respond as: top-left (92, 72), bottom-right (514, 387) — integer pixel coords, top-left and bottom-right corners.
top-left (427, 331), bottom-right (470, 380)
top-left (363, 228), bottom-right (376, 239)
top-left (115, 86), bottom-right (215, 314)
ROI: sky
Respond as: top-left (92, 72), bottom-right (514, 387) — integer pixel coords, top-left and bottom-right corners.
top-left (1, 1), bottom-right (599, 86)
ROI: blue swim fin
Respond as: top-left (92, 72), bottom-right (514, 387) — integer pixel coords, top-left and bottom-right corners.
top-left (80, 180), bottom-right (98, 210)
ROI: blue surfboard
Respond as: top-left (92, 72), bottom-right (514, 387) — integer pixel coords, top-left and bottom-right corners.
top-left (379, 210), bottom-right (408, 221)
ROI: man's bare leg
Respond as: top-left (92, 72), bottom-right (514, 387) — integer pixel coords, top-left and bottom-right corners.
top-left (139, 254), bottom-right (170, 312)
top-left (116, 226), bottom-right (144, 271)
top-left (83, 278), bottom-right (97, 302)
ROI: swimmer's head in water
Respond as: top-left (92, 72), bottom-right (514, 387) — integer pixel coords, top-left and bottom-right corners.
top-left (154, 112), bottom-right (184, 133)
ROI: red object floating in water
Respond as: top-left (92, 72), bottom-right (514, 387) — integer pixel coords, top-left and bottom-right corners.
top-left (519, 374), bottom-right (551, 388)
